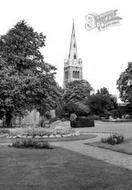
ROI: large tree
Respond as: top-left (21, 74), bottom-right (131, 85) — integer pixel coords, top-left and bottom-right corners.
top-left (117, 63), bottom-right (132, 104)
top-left (62, 80), bottom-right (93, 116)
top-left (63, 80), bottom-right (93, 104)
top-left (87, 87), bottom-right (117, 117)
top-left (0, 20), bottom-right (62, 127)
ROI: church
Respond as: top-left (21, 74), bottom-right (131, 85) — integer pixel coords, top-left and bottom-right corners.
top-left (63, 21), bottom-right (83, 88)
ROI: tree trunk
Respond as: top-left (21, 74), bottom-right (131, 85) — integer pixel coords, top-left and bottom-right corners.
top-left (39, 115), bottom-right (46, 128)
top-left (5, 112), bottom-right (12, 128)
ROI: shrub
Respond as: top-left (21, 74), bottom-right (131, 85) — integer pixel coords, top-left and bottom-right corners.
top-left (101, 134), bottom-right (124, 145)
top-left (11, 139), bottom-right (53, 149)
top-left (63, 101), bottom-right (90, 117)
top-left (70, 116), bottom-right (94, 128)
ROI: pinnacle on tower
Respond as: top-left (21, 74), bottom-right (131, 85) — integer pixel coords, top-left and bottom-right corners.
top-left (69, 20), bottom-right (78, 60)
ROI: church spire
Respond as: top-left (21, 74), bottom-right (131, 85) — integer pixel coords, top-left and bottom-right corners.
top-left (63, 21), bottom-right (83, 88)
top-left (69, 20), bottom-right (78, 60)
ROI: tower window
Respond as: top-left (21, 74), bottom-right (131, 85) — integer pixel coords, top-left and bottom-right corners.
top-left (73, 43), bottom-right (76, 48)
top-left (73, 71), bottom-right (79, 78)
top-left (74, 54), bottom-right (76, 59)
top-left (73, 71), bottom-right (75, 78)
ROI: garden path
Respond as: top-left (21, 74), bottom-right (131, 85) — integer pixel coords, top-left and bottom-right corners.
top-left (51, 134), bottom-right (132, 171)
top-left (51, 121), bottom-right (132, 170)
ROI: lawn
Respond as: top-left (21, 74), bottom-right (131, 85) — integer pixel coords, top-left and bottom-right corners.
top-left (86, 138), bottom-right (132, 155)
top-left (0, 146), bottom-right (132, 189)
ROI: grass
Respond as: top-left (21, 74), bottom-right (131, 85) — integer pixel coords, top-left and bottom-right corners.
top-left (86, 139), bottom-right (132, 155)
top-left (0, 146), bottom-right (132, 189)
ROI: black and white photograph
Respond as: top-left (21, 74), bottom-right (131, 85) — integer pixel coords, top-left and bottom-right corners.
top-left (0, 0), bottom-right (132, 189)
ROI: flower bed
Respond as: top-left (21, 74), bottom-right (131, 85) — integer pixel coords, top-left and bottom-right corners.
top-left (3, 126), bottom-right (80, 139)
top-left (11, 138), bottom-right (53, 149)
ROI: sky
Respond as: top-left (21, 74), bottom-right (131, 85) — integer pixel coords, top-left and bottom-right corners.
top-left (0, 0), bottom-right (132, 101)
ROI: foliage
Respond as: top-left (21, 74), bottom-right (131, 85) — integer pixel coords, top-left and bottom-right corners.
top-left (117, 63), bottom-right (132, 104)
top-left (88, 115), bottom-right (100, 120)
top-left (0, 20), bottom-right (62, 127)
top-left (61, 80), bottom-right (92, 117)
top-left (70, 116), bottom-right (94, 128)
top-left (87, 87), bottom-right (118, 117)
top-left (63, 80), bottom-right (93, 104)
top-left (12, 139), bottom-right (53, 149)
top-left (63, 101), bottom-right (90, 117)
top-left (101, 134), bottom-right (124, 145)
top-left (111, 104), bottom-right (132, 118)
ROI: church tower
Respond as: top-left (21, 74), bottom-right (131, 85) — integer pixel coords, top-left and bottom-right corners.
top-left (63, 21), bottom-right (83, 88)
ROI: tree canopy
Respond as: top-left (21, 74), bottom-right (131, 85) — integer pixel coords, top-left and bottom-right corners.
top-left (61, 80), bottom-right (93, 117)
top-left (63, 80), bottom-right (93, 104)
top-left (117, 63), bottom-right (132, 104)
top-left (0, 20), bottom-right (62, 127)
top-left (87, 87), bottom-right (117, 117)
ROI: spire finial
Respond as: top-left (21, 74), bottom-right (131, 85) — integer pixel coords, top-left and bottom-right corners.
top-left (72, 18), bottom-right (75, 31)
top-left (73, 18), bottom-right (75, 24)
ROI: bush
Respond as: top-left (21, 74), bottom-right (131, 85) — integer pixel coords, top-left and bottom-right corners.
top-left (63, 101), bottom-right (90, 117)
top-left (11, 139), bottom-right (53, 149)
top-left (70, 116), bottom-right (94, 128)
top-left (101, 134), bottom-right (124, 145)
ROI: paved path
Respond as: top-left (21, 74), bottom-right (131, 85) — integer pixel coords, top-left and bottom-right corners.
top-left (51, 133), bottom-right (132, 171)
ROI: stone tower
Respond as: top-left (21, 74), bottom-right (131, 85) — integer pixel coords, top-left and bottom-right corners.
top-left (63, 21), bottom-right (83, 88)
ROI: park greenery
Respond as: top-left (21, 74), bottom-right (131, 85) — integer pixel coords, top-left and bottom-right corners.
top-left (12, 138), bottom-right (53, 149)
top-left (0, 20), bottom-right (132, 128)
top-left (58, 83), bottom-right (118, 119)
top-left (117, 63), bottom-right (132, 106)
top-left (0, 20), bottom-right (62, 127)
top-left (86, 87), bottom-right (118, 118)
top-left (101, 134), bottom-right (124, 145)
top-left (61, 80), bottom-right (92, 117)
top-left (0, 19), bottom-right (132, 190)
